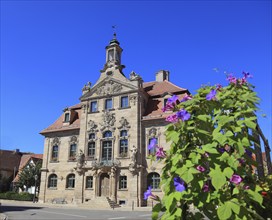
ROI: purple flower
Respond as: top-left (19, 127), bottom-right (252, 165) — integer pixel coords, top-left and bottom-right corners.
top-left (202, 183), bottom-right (209, 192)
top-left (174, 177), bottom-right (186, 192)
top-left (148, 138), bottom-right (157, 150)
top-left (216, 84), bottom-right (223, 91)
top-left (206, 89), bottom-right (217, 101)
top-left (156, 147), bottom-right (166, 160)
top-left (162, 95), bottom-right (179, 112)
top-left (176, 109), bottom-right (191, 121)
top-left (180, 94), bottom-right (192, 102)
top-left (204, 152), bottom-right (209, 158)
top-left (245, 149), bottom-right (253, 158)
top-left (196, 165), bottom-right (206, 172)
top-left (166, 114), bottom-right (178, 123)
top-left (143, 186), bottom-right (158, 200)
top-left (230, 174), bottom-right (242, 185)
top-left (242, 71), bottom-right (253, 79)
top-left (227, 74), bottom-right (237, 84)
top-left (238, 158), bottom-right (245, 164)
top-left (218, 148), bottom-right (225, 153)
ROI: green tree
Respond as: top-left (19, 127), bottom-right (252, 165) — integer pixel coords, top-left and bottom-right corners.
top-left (17, 160), bottom-right (42, 192)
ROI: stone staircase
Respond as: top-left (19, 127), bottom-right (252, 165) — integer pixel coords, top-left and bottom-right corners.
top-left (79, 197), bottom-right (120, 209)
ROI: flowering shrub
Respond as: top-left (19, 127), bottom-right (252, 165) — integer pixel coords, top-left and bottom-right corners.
top-left (145, 72), bottom-right (268, 219)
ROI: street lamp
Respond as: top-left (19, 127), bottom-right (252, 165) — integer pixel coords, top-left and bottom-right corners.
top-left (33, 175), bottom-right (38, 203)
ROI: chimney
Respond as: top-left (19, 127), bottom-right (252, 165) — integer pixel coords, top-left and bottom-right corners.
top-left (156, 70), bottom-right (170, 82)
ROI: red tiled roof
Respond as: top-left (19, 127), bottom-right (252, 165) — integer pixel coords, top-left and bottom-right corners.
top-left (13, 154), bottom-right (43, 183)
top-left (0, 150), bottom-right (22, 173)
top-left (143, 90), bottom-right (190, 119)
top-left (143, 80), bottom-right (187, 97)
top-left (40, 107), bottom-right (81, 134)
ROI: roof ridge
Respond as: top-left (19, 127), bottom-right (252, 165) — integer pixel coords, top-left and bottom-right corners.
top-left (163, 80), bottom-right (187, 91)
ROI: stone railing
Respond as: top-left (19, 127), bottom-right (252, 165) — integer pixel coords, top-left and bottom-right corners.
top-left (91, 159), bottom-right (121, 168)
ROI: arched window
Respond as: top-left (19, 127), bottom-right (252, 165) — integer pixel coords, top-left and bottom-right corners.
top-left (119, 130), bottom-right (128, 157)
top-left (147, 172), bottom-right (160, 189)
top-left (52, 145), bottom-right (58, 161)
top-left (103, 131), bottom-right (112, 138)
top-left (66, 174), bottom-right (75, 188)
top-left (48, 174), bottom-right (58, 188)
top-left (89, 133), bottom-right (95, 140)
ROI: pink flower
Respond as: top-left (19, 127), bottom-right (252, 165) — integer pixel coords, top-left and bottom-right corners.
top-left (166, 114), bottom-right (178, 123)
top-left (196, 165), bottom-right (206, 172)
top-left (202, 183), bottom-right (209, 192)
top-left (162, 95), bottom-right (179, 112)
top-left (227, 74), bottom-right (237, 84)
top-left (230, 174), bottom-right (242, 185)
top-left (216, 84), bottom-right (223, 91)
top-left (180, 94), bottom-right (192, 102)
top-left (156, 147), bottom-right (166, 160)
top-left (244, 185), bottom-right (250, 190)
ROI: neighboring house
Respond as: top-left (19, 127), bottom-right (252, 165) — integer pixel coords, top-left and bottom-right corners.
top-left (13, 154), bottom-right (43, 194)
top-left (39, 34), bottom-right (190, 207)
top-left (0, 149), bottom-right (22, 192)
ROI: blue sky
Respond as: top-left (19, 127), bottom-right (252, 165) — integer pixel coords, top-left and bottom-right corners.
top-left (1, 0), bottom-right (271, 155)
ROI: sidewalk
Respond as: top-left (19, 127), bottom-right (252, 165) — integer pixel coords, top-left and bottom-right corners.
top-left (0, 199), bottom-right (152, 211)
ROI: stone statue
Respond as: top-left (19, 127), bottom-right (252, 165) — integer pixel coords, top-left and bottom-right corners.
top-left (76, 149), bottom-right (85, 169)
top-left (129, 146), bottom-right (137, 173)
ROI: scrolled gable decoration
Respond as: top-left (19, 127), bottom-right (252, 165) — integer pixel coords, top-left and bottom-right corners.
top-left (118, 117), bottom-right (130, 130)
top-left (96, 81), bottom-right (122, 96)
top-left (88, 120), bottom-right (98, 133)
top-left (69, 136), bottom-right (78, 145)
top-left (129, 95), bottom-right (137, 105)
top-left (148, 127), bottom-right (157, 138)
top-left (100, 111), bottom-right (116, 131)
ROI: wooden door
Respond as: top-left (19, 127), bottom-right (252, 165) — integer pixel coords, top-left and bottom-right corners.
top-left (99, 173), bottom-right (110, 197)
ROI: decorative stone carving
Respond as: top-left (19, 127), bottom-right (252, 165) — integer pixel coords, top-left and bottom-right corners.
top-left (81, 104), bottom-right (87, 113)
top-left (118, 117), bottom-right (130, 130)
top-left (82, 82), bottom-right (91, 94)
top-left (129, 71), bottom-right (142, 81)
top-left (75, 149), bottom-right (85, 175)
top-left (148, 127), bottom-right (157, 138)
top-left (96, 81), bottom-right (122, 96)
top-left (88, 120), bottom-right (98, 133)
top-left (129, 95), bottom-right (137, 105)
top-left (129, 145), bottom-right (137, 173)
top-left (52, 137), bottom-right (60, 146)
top-left (100, 111), bottom-right (116, 131)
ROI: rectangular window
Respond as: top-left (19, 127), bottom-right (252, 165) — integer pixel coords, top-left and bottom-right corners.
top-left (90, 101), bottom-right (98, 112)
top-left (164, 98), bottom-right (168, 107)
top-left (64, 113), bottom-right (70, 122)
top-left (88, 142), bottom-right (95, 157)
top-left (69, 144), bottom-right (77, 158)
top-left (121, 96), bottom-right (129, 108)
top-left (86, 176), bottom-right (93, 189)
top-left (119, 176), bottom-right (127, 189)
top-left (52, 145), bottom-right (58, 160)
top-left (119, 140), bottom-right (128, 157)
top-left (105, 99), bottom-right (112, 110)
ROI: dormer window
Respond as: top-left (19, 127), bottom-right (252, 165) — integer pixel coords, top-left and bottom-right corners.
top-left (64, 113), bottom-right (70, 122)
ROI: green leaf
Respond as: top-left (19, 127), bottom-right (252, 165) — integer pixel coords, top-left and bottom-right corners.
top-left (152, 203), bottom-right (162, 220)
top-left (217, 202), bottom-right (232, 220)
top-left (180, 169), bottom-right (194, 183)
top-left (232, 188), bottom-right (239, 195)
top-left (246, 190), bottom-right (263, 206)
top-left (223, 167), bottom-right (234, 178)
top-left (244, 119), bottom-right (256, 129)
top-left (167, 130), bottom-right (180, 144)
top-left (229, 201), bottom-right (240, 215)
top-left (209, 168), bottom-right (226, 191)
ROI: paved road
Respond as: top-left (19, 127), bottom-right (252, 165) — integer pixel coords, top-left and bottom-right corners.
top-left (0, 203), bottom-right (152, 220)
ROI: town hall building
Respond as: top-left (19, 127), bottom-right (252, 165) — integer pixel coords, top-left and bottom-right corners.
top-left (39, 34), bottom-right (190, 207)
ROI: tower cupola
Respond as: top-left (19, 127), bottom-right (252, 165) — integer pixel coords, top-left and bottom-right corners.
top-left (105, 32), bottom-right (123, 65)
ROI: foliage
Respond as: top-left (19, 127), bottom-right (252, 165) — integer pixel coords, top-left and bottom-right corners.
top-left (17, 160), bottom-right (42, 192)
top-left (146, 72), bottom-right (269, 219)
top-left (0, 191), bottom-right (33, 201)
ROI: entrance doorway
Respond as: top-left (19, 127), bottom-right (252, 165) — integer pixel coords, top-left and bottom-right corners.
top-left (99, 173), bottom-right (110, 197)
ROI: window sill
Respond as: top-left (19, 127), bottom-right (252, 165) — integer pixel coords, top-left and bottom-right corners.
top-left (118, 189), bottom-right (128, 191)
top-left (48, 187), bottom-right (57, 190)
top-left (104, 108), bottom-right (115, 112)
top-left (89, 111), bottom-right (100, 114)
top-left (65, 188), bottom-right (75, 190)
top-left (67, 159), bottom-right (76, 162)
top-left (116, 156), bottom-right (129, 159)
top-left (50, 160), bottom-right (59, 163)
top-left (118, 106), bottom-right (131, 110)
top-left (85, 188), bottom-right (94, 190)
top-left (152, 189), bottom-right (162, 192)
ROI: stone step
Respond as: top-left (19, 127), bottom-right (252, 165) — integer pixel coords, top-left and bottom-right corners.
top-left (79, 197), bottom-right (120, 209)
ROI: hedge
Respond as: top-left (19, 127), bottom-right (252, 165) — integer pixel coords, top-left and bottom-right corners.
top-left (0, 192), bottom-right (33, 201)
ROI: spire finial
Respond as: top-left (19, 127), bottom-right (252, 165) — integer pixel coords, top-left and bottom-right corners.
top-left (112, 25), bottom-right (117, 39)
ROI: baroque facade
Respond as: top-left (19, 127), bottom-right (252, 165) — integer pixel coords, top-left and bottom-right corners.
top-left (39, 34), bottom-right (190, 207)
